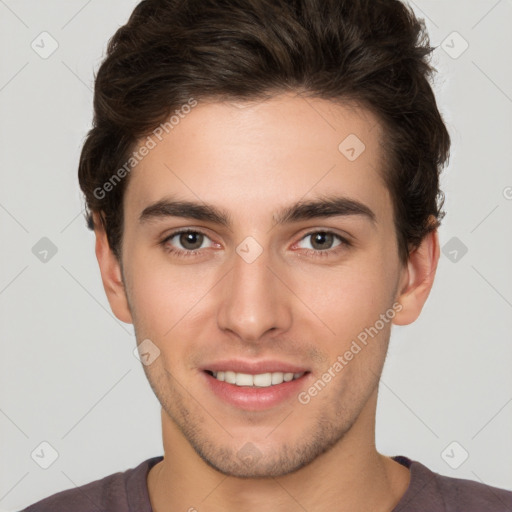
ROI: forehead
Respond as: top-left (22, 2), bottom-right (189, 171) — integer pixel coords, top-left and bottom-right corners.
top-left (124, 93), bottom-right (390, 224)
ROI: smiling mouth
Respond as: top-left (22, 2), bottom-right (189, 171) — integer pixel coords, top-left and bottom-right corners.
top-left (205, 370), bottom-right (307, 387)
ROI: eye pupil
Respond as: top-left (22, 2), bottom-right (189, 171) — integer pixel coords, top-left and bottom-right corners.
top-left (180, 232), bottom-right (203, 250)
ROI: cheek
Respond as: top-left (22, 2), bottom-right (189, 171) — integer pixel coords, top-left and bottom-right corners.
top-left (125, 230), bottom-right (400, 345)
top-left (289, 255), bottom-right (398, 336)
top-left (125, 249), bottom-right (217, 339)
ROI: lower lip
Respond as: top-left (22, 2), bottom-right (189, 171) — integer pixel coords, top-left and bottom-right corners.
top-left (203, 371), bottom-right (310, 411)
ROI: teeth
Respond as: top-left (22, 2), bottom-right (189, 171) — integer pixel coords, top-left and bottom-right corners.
top-left (224, 371), bottom-right (236, 384)
top-left (236, 373), bottom-right (254, 386)
top-left (210, 371), bottom-right (304, 387)
top-left (253, 373), bottom-right (272, 387)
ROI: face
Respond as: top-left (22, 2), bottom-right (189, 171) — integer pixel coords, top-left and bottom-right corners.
top-left (99, 93), bottom-right (432, 478)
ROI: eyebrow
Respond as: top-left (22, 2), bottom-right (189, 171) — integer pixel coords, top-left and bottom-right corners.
top-left (139, 195), bottom-right (376, 227)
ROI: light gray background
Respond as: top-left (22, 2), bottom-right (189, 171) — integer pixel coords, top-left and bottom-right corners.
top-left (1, 1), bottom-right (511, 510)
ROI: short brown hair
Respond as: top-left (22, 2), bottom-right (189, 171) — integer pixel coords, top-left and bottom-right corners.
top-left (78, 0), bottom-right (450, 264)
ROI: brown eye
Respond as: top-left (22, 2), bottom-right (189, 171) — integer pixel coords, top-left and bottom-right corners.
top-left (162, 230), bottom-right (214, 254)
top-left (178, 231), bottom-right (204, 250)
top-left (297, 231), bottom-right (343, 251)
top-left (310, 232), bottom-right (335, 250)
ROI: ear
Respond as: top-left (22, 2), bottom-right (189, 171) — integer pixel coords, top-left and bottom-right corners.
top-left (93, 212), bottom-right (133, 324)
top-left (393, 225), bottom-right (440, 326)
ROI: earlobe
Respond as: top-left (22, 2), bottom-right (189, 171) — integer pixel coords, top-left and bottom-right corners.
top-left (93, 213), bottom-right (133, 324)
top-left (393, 227), bottom-right (440, 326)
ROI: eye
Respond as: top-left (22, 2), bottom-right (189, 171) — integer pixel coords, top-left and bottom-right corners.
top-left (161, 229), bottom-right (214, 255)
top-left (296, 231), bottom-right (347, 252)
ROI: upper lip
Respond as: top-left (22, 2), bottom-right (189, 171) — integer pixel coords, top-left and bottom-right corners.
top-left (201, 359), bottom-right (309, 374)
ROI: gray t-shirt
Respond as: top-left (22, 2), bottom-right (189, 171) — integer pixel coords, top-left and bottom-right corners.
top-left (21, 455), bottom-right (512, 511)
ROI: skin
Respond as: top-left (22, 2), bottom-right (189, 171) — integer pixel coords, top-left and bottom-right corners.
top-left (94, 92), bottom-right (439, 512)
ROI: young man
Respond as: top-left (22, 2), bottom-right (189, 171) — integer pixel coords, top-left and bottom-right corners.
top-left (23, 0), bottom-right (512, 510)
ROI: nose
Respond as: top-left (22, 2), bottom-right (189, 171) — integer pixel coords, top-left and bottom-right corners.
top-left (216, 243), bottom-right (293, 343)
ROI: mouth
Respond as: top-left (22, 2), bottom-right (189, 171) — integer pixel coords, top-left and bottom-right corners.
top-left (205, 370), bottom-right (307, 387)
top-left (201, 362), bottom-right (311, 411)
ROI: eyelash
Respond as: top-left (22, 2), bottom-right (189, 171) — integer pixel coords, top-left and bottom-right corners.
top-left (159, 229), bottom-right (351, 259)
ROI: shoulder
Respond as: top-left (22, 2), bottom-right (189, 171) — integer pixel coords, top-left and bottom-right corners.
top-left (432, 468), bottom-right (512, 510)
top-left (393, 455), bottom-right (512, 511)
top-left (20, 456), bottom-right (163, 512)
